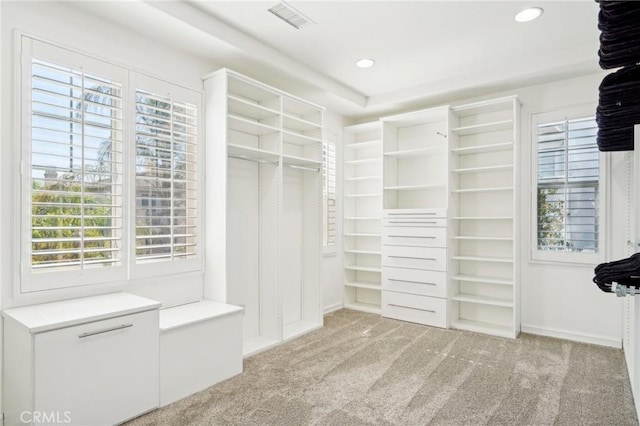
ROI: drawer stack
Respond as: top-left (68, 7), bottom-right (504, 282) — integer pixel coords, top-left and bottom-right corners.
top-left (381, 209), bottom-right (447, 327)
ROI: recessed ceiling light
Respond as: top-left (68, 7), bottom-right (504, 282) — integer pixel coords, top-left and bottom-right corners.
top-left (515, 7), bottom-right (543, 22)
top-left (355, 58), bottom-right (375, 69)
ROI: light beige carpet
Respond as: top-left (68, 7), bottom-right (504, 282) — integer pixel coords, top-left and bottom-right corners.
top-left (126, 309), bottom-right (638, 425)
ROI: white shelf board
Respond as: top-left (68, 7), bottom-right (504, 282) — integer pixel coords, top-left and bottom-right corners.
top-left (344, 281), bottom-right (382, 291)
top-left (451, 236), bottom-right (513, 241)
top-left (345, 193), bottom-right (382, 198)
top-left (344, 265), bottom-right (382, 273)
top-left (384, 146), bottom-right (444, 158)
top-left (344, 249), bottom-right (382, 255)
top-left (451, 274), bottom-right (514, 286)
top-left (451, 142), bottom-right (513, 155)
top-left (282, 113), bottom-right (322, 133)
top-left (452, 255), bottom-right (514, 263)
top-left (384, 183), bottom-right (446, 191)
top-left (344, 301), bottom-right (381, 315)
top-left (451, 293), bottom-right (513, 308)
top-left (344, 175), bottom-right (382, 182)
top-left (345, 158), bottom-right (379, 165)
top-left (227, 95), bottom-right (279, 121)
top-left (227, 144), bottom-right (279, 163)
top-left (453, 186), bottom-right (513, 193)
top-left (451, 96), bottom-right (516, 116)
top-left (452, 164), bottom-right (513, 174)
top-left (282, 130), bottom-right (322, 146)
top-left (345, 139), bottom-right (382, 149)
top-left (228, 113), bottom-right (279, 136)
top-left (451, 319), bottom-right (514, 339)
top-left (451, 119), bottom-right (513, 135)
top-left (282, 154), bottom-right (322, 170)
top-left (344, 233), bottom-right (381, 237)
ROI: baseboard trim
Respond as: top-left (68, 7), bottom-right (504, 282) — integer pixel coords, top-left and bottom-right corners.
top-left (323, 303), bottom-right (343, 315)
top-left (521, 324), bottom-right (622, 348)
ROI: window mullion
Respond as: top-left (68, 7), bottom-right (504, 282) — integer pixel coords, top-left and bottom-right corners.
top-left (563, 118), bottom-right (569, 252)
top-left (80, 70), bottom-right (86, 269)
top-left (170, 99), bottom-right (175, 260)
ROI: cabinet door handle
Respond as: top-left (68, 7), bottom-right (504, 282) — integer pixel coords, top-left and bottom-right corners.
top-left (388, 256), bottom-right (436, 260)
top-left (387, 303), bottom-right (435, 313)
top-left (387, 212), bottom-right (436, 215)
top-left (78, 324), bottom-right (134, 339)
top-left (388, 221), bottom-right (438, 224)
top-left (388, 279), bottom-right (436, 286)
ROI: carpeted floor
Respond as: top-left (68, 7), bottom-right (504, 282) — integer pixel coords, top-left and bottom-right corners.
top-left (126, 309), bottom-right (638, 425)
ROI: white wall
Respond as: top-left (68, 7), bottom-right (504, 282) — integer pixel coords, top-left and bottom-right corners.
top-left (0, 1), bottom-right (220, 309)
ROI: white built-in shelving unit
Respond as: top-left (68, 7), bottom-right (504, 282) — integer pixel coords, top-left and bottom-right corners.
top-left (204, 69), bottom-right (323, 356)
top-left (380, 106), bottom-right (450, 327)
top-left (342, 121), bottom-right (383, 314)
top-left (448, 96), bottom-right (520, 338)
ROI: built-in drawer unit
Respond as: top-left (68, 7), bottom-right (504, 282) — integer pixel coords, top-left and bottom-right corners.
top-left (383, 245), bottom-right (446, 271)
top-left (382, 290), bottom-right (447, 327)
top-left (384, 208), bottom-right (447, 219)
top-left (383, 226), bottom-right (446, 247)
top-left (383, 267), bottom-right (446, 298)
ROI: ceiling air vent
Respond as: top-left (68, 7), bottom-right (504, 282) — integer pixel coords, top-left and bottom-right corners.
top-left (268, 1), bottom-right (314, 29)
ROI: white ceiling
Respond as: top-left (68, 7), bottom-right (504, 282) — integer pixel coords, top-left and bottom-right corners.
top-left (80, 0), bottom-right (602, 120)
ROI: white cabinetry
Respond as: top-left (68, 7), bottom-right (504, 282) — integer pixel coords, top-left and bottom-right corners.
top-left (343, 121), bottom-right (383, 313)
top-left (204, 69), bottom-right (323, 356)
top-left (380, 107), bottom-right (449, 327)
top-left (448, 96), bottom-right (520, 338)
top-left (3, 293), bottom-right (161, 426)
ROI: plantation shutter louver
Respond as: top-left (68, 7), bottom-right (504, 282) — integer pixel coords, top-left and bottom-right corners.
top-left (134, 90), bottom-right (198, 263)
top-left (536, 117), bottom-right (599, 253)
top-left (30, 59), bottom-right (123, 272)
top-left (323, 140), bottom-right (336, 246)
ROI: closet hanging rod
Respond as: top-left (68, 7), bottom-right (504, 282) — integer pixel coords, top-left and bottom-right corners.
top-left (287, 164), bottom-right (320, 172)
top-left (228, 154), bottom-right (279, 166)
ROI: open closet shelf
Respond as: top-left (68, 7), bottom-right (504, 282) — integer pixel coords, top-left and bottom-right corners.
top-left (346, 139), bottom-right (382, 149)
top-left (384, 183), bottom-right (446, 191)
top-left (344, 232), bottom-right (381, 237)
top-left (452, 216), bottom-right (513, 220)
top-left (383, 146), bottom-right (445, 158)
top-left (344, 216), bottom-right (382, 220)
top-left (228, 114), bottom-right (280, 136)
top-left (345, 157), bottom-right (379, 165)
top-left (345, 281), bottom-right (382, 291)
top-left (452, 164), bottom-right (513, 174)
top-left (227, 144), bottom-right (279, 164)
top-left (344, 301), bottom-right (381, 315)
top-left (227, 95), bottom-right (279, 120)
top-left (344, 265), bottom-right (382, 273)
top-left (282, 130), bottom-right (322, 145)
top-left (451, 293), bottom-right (514, 308)
top-left (451, 142), bottom-right (513, 155)
top-left (450, 319), bottom-right (513, 339)
top-left (452, 255), bottom-right (514, 263)
top-left (345, 176), bottom-right (381, 182)
top-left (281, 154), bottom-right (321, 170)
top-left (345, 193), bottom-right (383, 198)
top-left (451, 119), bottom-right (513, 135)
top-left (452, 186), bottom-right (513, 193)
top-left (451, 274), bottom-right (513, 286)
top-left (282, 114), bottom-right (322, 133)
top-left (344, 249), bottom-right (382, 255)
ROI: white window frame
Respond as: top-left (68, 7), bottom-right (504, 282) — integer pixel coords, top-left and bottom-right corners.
top-left (323, 138), bottom-right (337, 255)
top-left (19, 35), bottom-right (203, 293)
top-left (531, 104), bottom-right (607, 265)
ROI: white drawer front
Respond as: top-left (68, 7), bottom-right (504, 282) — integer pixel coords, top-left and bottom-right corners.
top-left (383, 218), bottom-right (446, 228)
top-left (384, 208), bottom-right (446, 219)
top-left (383, 267), bottom-right (446, 298)
top-left (383, 246), bottom-right (446, 271)
top-left (382, 291), bottom-right (447, 328)
top-left (383, 226), bottom-right (446, 247)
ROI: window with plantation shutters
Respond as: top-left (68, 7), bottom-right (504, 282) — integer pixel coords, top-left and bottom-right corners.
top-left (323, 140), bottom-right (336, 249)
top-left (134, 89), bottom-right (198, 265)
top-left (533, 110), bottom-right (604, 263)
top-left (27, 56), bottom-right (124, 288)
